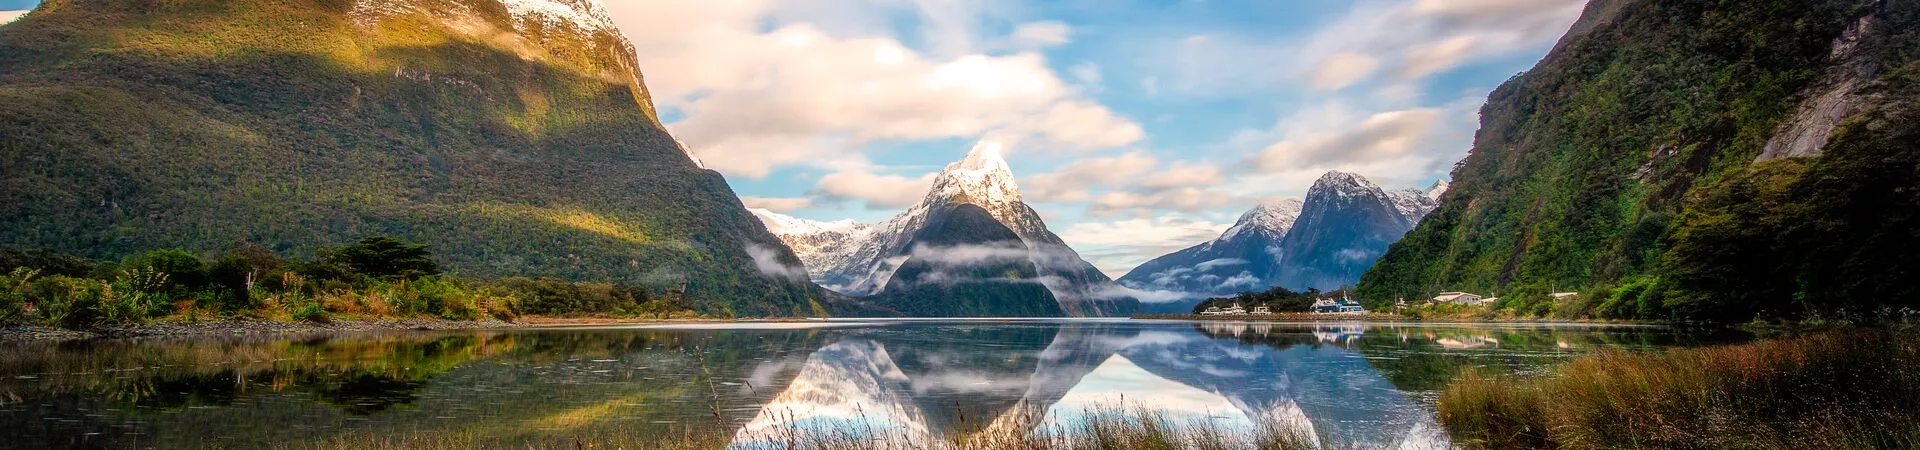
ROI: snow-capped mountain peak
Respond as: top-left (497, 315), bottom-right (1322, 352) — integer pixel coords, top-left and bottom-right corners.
top-left (1218, 198), bottom-right (1304, 243)
top-left (750, 208), bottom-right (865, 236)
top-left (1425, 180), bottom-right (1450, 201)
top-left (926, 140), bottom-right (1022, 207)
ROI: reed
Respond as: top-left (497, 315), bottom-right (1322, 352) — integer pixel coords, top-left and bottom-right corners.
top-left (1439, 330), bottom-right (1920, 449)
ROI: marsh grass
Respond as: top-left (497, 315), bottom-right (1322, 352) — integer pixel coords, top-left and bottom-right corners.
top-left (1440, 330), bottom-right (1920, 449)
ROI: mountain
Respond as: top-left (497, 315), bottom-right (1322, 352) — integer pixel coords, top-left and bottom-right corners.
top-left (1118, 172), bottom-right (1440, 298)
top-left (1270, 172), bottom-right (1436, 291)
top-left (0, 0), bottom-right (825, 316)
top-left (870, 203), bottom-right (1065, 317)
top-left (756, 142), bottom-right (1134, 317)
top-left (1356, 0), bottom-right (1920, 322)
top-left (1117, 199), bottom-right (1302, 299)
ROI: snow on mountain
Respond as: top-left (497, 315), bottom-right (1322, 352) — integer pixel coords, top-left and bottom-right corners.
top-left (500, 0), bottom-right (617, 32)
top-left (752, 141), bottom-right (1129, 316)
top-left (1425, 179), bottom-right (1450, 201)
top-left (1386, 189), bottom-right (1439, 224)
top-left (1120, 171), bottom-right (1444, 301)
top-left (1268, 171), bottom-right (1426, 291)
top-left (1217, 199), bottom-right (1304, 245)
top-left (351, 0), bottom-right (616, 33)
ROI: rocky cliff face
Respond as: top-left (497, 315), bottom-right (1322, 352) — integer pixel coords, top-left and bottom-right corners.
top-left (0, 0), bottom-right (823, 316)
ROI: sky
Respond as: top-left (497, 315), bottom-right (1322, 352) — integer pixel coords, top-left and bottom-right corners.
top-left (0, 0), bottom-right (1589, 277)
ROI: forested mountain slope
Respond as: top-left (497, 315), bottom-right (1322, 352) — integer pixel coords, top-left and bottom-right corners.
top-left (1356, 0), bottom-right (1920, 322)
top-left (0, 0), bottom-right (826, 316)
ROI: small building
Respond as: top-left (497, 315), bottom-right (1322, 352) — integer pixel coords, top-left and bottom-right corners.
top-left (1202, 306), bottom-right (1224, 316)
top-left (1312, 298), bottom-right (1367, 315)
top-left (1251, 306), bottom-right (1273, 315)
top-left (1222, 304), bottom-right (1247, 315)
top-left (1551, 292), bottom-right (1580, 301)
top-left (1311, 298), bottom-right (1339, 313)
top-left (1433, 292), bottom-right (1486, 305)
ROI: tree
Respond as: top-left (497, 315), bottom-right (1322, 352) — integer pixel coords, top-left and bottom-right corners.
top-left (322, 237), bottom-right (441, 281)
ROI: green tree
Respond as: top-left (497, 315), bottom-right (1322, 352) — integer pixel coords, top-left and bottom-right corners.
top-left (123, 249), bottom-right (207, 294)
top-left (322, 237), bottom-right (441, 282)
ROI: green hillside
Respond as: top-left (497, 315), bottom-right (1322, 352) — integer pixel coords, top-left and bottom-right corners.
top-left (1356, 0), bottom-right (1920, 322)
top-left (0, 0), bottom-right (825, 316)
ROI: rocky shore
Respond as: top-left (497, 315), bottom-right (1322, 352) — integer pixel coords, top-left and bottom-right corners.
top-left (0, 317), bottom-right (524, 342)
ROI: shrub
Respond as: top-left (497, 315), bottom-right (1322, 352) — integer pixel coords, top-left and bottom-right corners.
top-left (322, 237), bottom-right (441, 281)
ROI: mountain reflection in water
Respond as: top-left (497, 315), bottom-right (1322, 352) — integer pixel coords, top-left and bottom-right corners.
top-left (0, 321), bottom-right (1740, 449)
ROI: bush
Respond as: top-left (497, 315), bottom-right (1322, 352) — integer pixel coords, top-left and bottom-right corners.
top-left (322, 237), bottom-right (441, 282)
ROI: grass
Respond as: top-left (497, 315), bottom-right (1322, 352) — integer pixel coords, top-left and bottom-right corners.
top-left (1439, 330), bottom-right (1920, 449)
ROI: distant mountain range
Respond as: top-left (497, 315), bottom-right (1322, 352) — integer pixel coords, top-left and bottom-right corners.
top-left (1119, 172), bottom-right (1443, 304)
top-left (753, 143), bottom-right (1135, 317)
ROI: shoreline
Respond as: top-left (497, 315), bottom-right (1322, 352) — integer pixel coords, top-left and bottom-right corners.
top-left (1, 317), bottom-right (526, 342)
top-left (1131, 313), bottom-right (1658, 326)
top-left (2, 314), bottom-right (1661, 343)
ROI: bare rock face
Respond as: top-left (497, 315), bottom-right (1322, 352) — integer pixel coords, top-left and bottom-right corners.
top-left (1757, 14), bottom-right (1881, 162)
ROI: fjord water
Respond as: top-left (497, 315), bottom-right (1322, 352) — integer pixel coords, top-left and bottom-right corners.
top-left (0, 321), bottom-right (1741, 449)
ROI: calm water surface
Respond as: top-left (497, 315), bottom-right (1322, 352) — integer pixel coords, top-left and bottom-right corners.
top-left (0, 320), bottom-right (1746, 449)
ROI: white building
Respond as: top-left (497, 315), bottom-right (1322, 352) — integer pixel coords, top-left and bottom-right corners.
top-left (1433, 292), bottom-right (1487, 305)
top-left (1202, 306), bottom-right (1224, 316)
top-left (1251, 306), bottom-right (1273, 315)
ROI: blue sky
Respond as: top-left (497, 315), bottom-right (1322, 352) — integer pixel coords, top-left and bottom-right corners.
top-left (0, 0), bottom-right (1588, 276)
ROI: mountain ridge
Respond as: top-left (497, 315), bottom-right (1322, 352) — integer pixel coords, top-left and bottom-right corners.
top-left (0, 0), bottom-right (826, 316)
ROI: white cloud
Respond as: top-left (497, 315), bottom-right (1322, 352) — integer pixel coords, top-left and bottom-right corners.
top-left (1022, 152), bottom-right (1159, 202)
top-left (1308, 52), bottom-right (1383, 91)
top-left (1091, 284), bottom-right (1196, 304)
top-left (1089, 187), bottom-right (1243, 217)
top-left (1253, 107), bottom-right (1447, 169)
top-left (1297, 0), bottom-right (1585, 90)
top-left (1143, 0), bottom-right (1582, 96)
top-left (741, 196), bottom-right (814, 213)
top-left (908, 242), bottom-right (1032, 267)
top-left (815, 171), bottom-right (937, 209)
top-left (1139, 162), bottom-right (1223, 190)
top-left (746, 243), bottom-right (809, 281)
top-left (1070, 62), bottom-right (1103, 88)
top-left (1009, 21), bottom-right (1072, 48)
top-left (1060, 216), bottom-right (1231, 275)
top-left (607, 1), bottom-right (1140, 178)
top-left (1194, 258), bottom-right (1248, 271)
top-left (1214, 271), bottom-right (1261, 291)
top-left (0, 10), bottom-right (26, 26)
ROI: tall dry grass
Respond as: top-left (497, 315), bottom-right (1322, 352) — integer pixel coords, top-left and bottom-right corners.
top-left (1439, 330), bottom-right (1920, 449)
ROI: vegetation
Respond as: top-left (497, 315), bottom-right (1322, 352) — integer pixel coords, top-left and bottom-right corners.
top-left (0, 238), bottom-right (707, 328)
top-left (1440, 330), bottom-right (1920, 449)
top-left (1190, 286), bottom-right (1344, 314)
top-left (1356, 0), bottom-right (1920, 324)
top-left (0, 0), bottom-right (822, 316)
